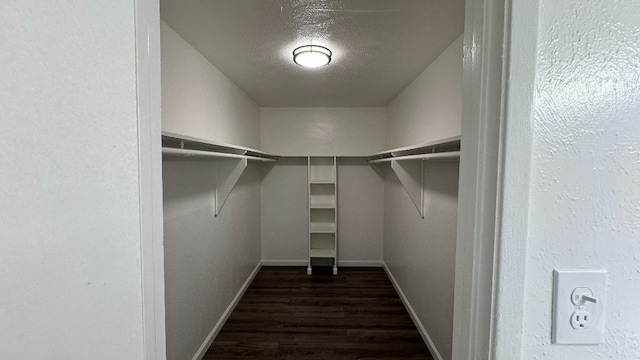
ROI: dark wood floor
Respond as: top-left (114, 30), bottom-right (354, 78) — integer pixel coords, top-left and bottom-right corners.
top-left (204, 266), bottom-right (434, 360)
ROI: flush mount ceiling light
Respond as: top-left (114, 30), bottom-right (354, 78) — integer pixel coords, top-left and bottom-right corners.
top-left (293, 45), bottom-right (332, 68)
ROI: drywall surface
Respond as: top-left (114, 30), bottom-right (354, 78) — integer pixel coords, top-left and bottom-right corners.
top-left (260, 158), bottom-right (309, 263)
top-left (337, 158), bottom-right (384, 263)
top-left (260, 107), bottom-right (386, 156)
top-left (519, 1), bottom-right (640, 359)
top-left (261, 158), bottom-right (384, 264)
top-left (161, 20), bottom-right (264, 358)
top-left (384, 162), bottom-right (459, 360)
top-left (381, 31), bottom-right (462, 360)
top-left (161, 21), bottom-right (260, 149)
top-left (163, 160), bottom-right (261, 359)
top-left (0, 1), bottom-right (144, 358)
top-left (386, 35), bottom-right (462, 149)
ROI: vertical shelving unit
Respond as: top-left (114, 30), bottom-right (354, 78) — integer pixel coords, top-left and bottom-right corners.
top-left (307, 156), bottom-right (338, 275)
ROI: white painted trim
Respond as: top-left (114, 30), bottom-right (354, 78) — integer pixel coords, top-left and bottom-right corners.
top-left (261, 260), bottom-right (384, 267)
top-left (452, 0), bottom-right (535, 358)
top-left (261, 260), bottom-right (309, 267)
top-left (192, 261), bottom-right (263, 360)
top-left (452, 0), bottom-right (511, 358)
top-left (338, 260), bottom-right (384, 267)
top-left (383, 263), bottom-right (443, 360)
top-left (489, 0), bottom-right (538, 358)
top-left (134, 0), bottom-right (166, 359)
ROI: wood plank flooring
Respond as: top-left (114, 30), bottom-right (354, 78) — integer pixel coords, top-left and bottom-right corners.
top-left (204, 266), bottom-right (434, 360)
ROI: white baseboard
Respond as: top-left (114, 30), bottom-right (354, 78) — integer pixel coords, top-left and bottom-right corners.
top-left (382, 263), bottom-right (444, 360)
top-left (261, 259), bottom-right (384, 268)
top-left (192, 261), bottom-right (263, 360)
top-left (261, 259), bottom-right (308, 266)
top-left (338, 260), bottom-right (383, 267)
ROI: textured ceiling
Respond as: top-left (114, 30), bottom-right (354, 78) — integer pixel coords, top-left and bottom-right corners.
top-left (160, 0), bottom-right (464, 107)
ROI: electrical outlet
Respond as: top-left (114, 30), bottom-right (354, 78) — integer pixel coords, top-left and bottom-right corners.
top-left (552, 269), bottom-right (607, 345)
top-left (570, 311), bottom-right (590, 329)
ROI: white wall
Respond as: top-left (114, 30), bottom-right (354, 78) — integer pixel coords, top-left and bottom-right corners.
top-left (163, 160), bottom-right (261, 359)
top-left (261, 158), bottom-right (384, 265)
top-left (337, 158), bottom-right (384, 264)
top-left (386, 35), bottom-right (463, 149)
top-left (518, 1), bottom-right (640, 359)
top-left (384, 162), bottom-right (459, 360)
top-left (161, 21), bottom-right (260, 149)
top-left (260, 107), bottom-right (386, 156)
top-left (161, 21), bottom-right (263, 359)
top-left (0, 1), bottom-right (146, 358)
top-left (260, 108), bottom-right (385, 266)
top-left (382, 35), bottom-right (462, 360)
top-left (260, 158), bottom-right (309, 263)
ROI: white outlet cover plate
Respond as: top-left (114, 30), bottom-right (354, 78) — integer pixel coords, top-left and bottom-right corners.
top-left (552, 269), bottom-right (607, 345)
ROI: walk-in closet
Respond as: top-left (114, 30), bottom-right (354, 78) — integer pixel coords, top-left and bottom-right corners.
top-left (160, 1), bottom-right (463, 359)
top-left (8, 0), bottom-right (638, 359)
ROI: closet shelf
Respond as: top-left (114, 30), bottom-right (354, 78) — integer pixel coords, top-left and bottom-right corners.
top-left (309, 249), bottom-right (336, 258)
top-left (368, 150), bottom-right (460, 163)
top-left (367, 136), bottom-right (461, 163)
top-left (162, 131), bottom-right (278, 162)
top-left (310, 203), bottom-right (335, 209)
top-left (309, 224), bottom-right (336, 233)
top-left (162, 147), bottom-right (276, 163)
top-left (367, 136), bottom-right (461, 219)
top-left (308, 156), bottom-right (338, 275)
top-left (161, 132), bottom-right (277, 217)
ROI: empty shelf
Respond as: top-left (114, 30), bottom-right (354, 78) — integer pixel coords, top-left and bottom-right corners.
top-left (309, 224), bottom-right (336, 233)
top-left (309, 249), bottom-right (336, 258)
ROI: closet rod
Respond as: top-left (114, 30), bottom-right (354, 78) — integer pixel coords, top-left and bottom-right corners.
top-left (162, 147), bottom-right (276, 162)
top-left (368, 150), bottom-right (460, 164)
